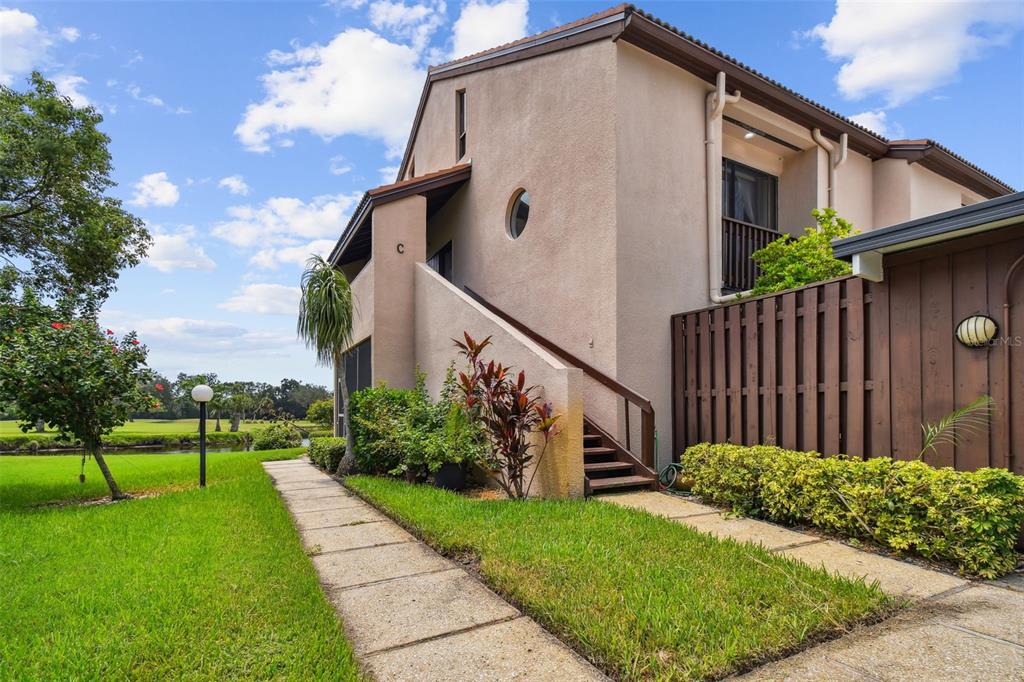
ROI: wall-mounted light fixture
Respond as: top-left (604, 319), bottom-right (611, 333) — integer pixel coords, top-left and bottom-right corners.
top-left (955, 314), bottom-right (998, 348)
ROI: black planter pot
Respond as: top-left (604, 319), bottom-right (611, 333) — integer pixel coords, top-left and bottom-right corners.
top-left (432, 462), bottom-right (466, 491)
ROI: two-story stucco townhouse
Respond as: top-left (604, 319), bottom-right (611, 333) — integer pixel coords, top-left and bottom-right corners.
top-left (326, 4), bottom-right (1015, 498)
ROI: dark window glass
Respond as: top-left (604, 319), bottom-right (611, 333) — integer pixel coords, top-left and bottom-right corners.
top-left (342, 338), bottom-right (372, 397)
top-left (427, 241), bottom-right (453, 282)
top-left (456, 90), bottom-right (467, 160)
top-left (723, 159), bottom-right (777, 230)
top-left (509, 190), bottom-right (530, 239)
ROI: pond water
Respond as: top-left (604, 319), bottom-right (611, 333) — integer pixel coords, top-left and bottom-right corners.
top-left (6, 438), bottom-right (309, 457)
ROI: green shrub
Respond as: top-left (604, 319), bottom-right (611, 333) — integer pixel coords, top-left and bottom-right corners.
top-left (308, 437), bottom-right (346, 471)
top-left (251, 423), bottom-right (302, 451)
top-left (750, 208), bottom-right (853, 295)
top-left (681, 443), bottom-right (1024, 577)
top-left (349, 366), bottom-right (484, 477)
top-left (0, 430), bottom-right (250, 454)
top-left (306, 399), bottom-right (334, 428)
top-left (349, 384), bottom-right (424, 474)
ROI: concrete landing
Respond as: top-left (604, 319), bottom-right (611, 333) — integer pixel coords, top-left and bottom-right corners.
top-left (263, 459), bottom-right (607, 682)
top-left (603, 491), bottom-right (1024, 681)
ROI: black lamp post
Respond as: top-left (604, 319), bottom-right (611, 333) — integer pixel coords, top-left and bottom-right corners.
top-left (191, 384), bottom-right (214, 487)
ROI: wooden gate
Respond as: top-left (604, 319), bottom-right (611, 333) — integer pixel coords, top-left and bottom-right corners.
top-left (672, 224), bottom-right (1024, 474)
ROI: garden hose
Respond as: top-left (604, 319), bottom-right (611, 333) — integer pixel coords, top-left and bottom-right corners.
top-left (658, 462), bottom-right (691, 496)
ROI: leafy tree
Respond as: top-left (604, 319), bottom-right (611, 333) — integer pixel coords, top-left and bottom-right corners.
top-left (298, 255), bottom-right (355, 474)
top-left (172, 372), bottom-right (219, 418)
top-left (749, 208), bottom-right (854, 295)
top-left (306, 398), bottom-right (334, 428)
top-left (0, 292), bottom-right (151, 499)
top-left (0, 73), bottom-right (150, 307)
top-left (272, 377), bottom-right (331, 417)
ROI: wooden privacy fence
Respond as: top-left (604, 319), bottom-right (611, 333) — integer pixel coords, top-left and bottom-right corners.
top-left (671, 233), bottom-right (1024, 475)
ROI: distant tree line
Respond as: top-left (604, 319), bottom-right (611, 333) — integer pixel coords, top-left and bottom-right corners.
top-left (134, 374), bottom-right (331, 429)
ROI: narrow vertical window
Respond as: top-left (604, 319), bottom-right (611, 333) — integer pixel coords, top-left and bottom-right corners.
top-left (408, 157), bottom-right (415, 179)
top-left (456, 89), bottom-right (467, 160)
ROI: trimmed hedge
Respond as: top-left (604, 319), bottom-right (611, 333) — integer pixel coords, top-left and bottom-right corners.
top-left (251, 423), bottom-right (302, 451)
top-left (681, 443), bottom-right (1024, 578)
top-left (309, 437), bottom-right (346, 472)
top-left (0, 430), bottom-right (250, 454)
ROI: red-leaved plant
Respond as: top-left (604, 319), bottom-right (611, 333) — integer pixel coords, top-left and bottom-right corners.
top-left (453, 332), bottom-right (561, 499)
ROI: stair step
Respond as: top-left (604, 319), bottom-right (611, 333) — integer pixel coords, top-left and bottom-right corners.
top-left (585, 461), bottom-right (634, 474)
top-left (584, 447), bottom-right (617, 458)
top-left (583, 434), bottom-right (603, 445)
top-left (588, 474), bottom-right (656, 492)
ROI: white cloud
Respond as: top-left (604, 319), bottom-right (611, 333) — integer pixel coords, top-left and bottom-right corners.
top-left (218, 175), bottom-right (251, 196)
top-left (0, 8), bottom-right (53, 85)
top-left (849, 110), bottom-right (904, 140)
top-left (128, 83), bottom-right (164, 107)
top-left (235, 28), bottom-right (424, 154)
top-left (329, 155), bottom-right (353, 175)
top-left (52, 74), bottom-right (91, 107)
top-left (128, 317), bottom-right (295, 356)
top-left (219, 283), bottom-right (301, 315)
top-left (250, 239), bottom-right (338, 269)
top-left (130, 172), bottom-right (180, 207)
top-left (146, 226), bottom-right (216, 273)
top-left (450, 0), bottom-right (528, 60)
top-left (369, 0), bottom-right (447, 51)
top-left (211, 192), bottom-right (361, 271)
top-left (379, 165), bottom-right (400, 183)
top-left (810, 1), bottom-right (1024, 106)
top-left (59, 26), bottom-right (80, 42)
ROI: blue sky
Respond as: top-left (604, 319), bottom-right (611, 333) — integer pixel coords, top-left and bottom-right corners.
top-left (3, 0), bottom-right (1022, 386)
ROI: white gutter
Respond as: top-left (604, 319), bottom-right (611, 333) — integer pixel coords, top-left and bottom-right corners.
top-left (706, 72), bottom-right (744, 303)
top-left (812, 128), bottom-right (848, 209)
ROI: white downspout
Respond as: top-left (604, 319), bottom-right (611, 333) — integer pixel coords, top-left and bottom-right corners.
top-left (811, 128), bottom-right (848, 209)
top-left (706, 71), bottom-right (742, 303)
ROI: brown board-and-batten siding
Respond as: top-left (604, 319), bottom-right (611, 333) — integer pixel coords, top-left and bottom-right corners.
top-left (671, 224), bottom-right (1024, 474)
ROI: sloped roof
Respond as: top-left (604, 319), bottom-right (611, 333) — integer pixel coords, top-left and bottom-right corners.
top-left (328, 164), bottom-right (471, 266)
top-left (394, 4), bottom-right (1013, 198)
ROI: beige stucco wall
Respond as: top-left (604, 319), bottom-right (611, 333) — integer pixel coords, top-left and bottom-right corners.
top-left (834, 148), bottom-right (874, 231)
top-left (412, 40), bottom-right (621, 432)
top-left (349, 257), bottom-right (374, 348)
top-left (910, 163), bottom-right (982, 217)
top-left (614, 42), bottom-right (709, 469)
top-left (414, 264), bottom-right (585, 498)
top-left (370, 195), bottom-right (426, 389)
top-left (872, 158), bottom-right (912, 228)
top-left (778, 146), bottom-right (822, 236)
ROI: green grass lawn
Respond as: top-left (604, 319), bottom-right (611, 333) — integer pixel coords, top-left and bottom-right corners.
top-left (347, 476), bottom-right (894, 681)
top-left (0, 417), bottom-right (318, 436)
top-left (0, 450), bottom-right (360, 680)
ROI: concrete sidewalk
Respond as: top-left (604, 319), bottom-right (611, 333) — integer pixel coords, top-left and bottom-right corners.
top-left (604, 491), bottom-right (1024, 681)
top-left (263, 459), bottom-right (606, 682)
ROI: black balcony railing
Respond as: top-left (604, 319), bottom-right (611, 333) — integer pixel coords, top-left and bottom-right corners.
top-left (722, 217), bottom-right (781, 292)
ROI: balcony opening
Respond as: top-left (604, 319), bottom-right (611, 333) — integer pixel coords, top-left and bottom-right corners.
top-left (722, 158), bottom-right (780, 293)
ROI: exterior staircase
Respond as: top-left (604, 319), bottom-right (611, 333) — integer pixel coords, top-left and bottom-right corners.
top-left (583, 417), bottom-right (658, 496)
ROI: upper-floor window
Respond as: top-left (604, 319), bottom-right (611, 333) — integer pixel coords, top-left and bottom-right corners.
top-left (723, 158), bottom-right (777, 230)
top-left (456, 89), bottom-right (467, 160)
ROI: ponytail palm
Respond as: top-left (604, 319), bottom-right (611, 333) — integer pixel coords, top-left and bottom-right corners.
top-left (298, 255), bottom-right (356, 473)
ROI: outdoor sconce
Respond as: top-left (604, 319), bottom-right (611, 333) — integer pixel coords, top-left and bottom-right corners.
top-left (955, 314), bottom-right (998, 348)
top-left (191, 384), bottom-right (214, 487)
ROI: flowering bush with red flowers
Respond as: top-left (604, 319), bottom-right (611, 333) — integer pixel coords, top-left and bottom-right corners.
top-left (0, 294), bottom-right (153, 500)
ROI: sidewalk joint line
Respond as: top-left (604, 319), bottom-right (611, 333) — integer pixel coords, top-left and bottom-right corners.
top-left (769, 538), bottom-right (825, 553)
top-left (362, 615), bottom-right (524, 658)
top-left (939, 623), bottom-right (1024, 651)
top-left (289, 503), bottom-right (367, 514)
top-left (308, 540), bottom-right (415, 557)
top-left (301, 520), bottom-right (385, 532)
top-left (330, 566), bottom-right (459, 593)
top-left (669, 511), bottom-right (721, 519)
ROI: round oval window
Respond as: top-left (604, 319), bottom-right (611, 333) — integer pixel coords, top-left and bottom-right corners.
top-left (507, 189), bottom-right (530, 239)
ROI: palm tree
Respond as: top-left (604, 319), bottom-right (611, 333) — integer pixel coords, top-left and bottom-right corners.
top-left (298, 254), bottom-right (356, 474)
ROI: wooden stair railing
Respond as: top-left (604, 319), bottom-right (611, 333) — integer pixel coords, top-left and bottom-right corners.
top-left (463, 286), bottom-right (656, 473)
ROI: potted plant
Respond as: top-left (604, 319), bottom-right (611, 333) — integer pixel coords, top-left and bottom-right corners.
top-left (426, 403), bottom-right (485, 491)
